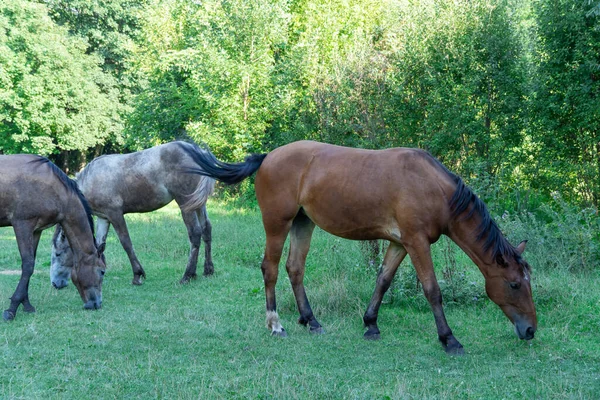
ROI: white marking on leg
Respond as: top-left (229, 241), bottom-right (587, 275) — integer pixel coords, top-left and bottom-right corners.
top-left (266, 310), bottom-right (285, 334)
top-left (96, 218), bottom-right (110, 248)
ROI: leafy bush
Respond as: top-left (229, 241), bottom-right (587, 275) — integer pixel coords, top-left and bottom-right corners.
top-left (498, 194), bottom-right (600, 272)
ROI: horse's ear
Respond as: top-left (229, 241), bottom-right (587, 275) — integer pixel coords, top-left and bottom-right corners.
top-left (97, 242), bottom-right (106, 257)
top-left (516, 240), bottom-right (528, 255)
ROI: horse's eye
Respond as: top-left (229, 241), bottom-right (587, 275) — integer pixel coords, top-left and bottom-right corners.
top-left (509, 282), bottom-right (521, 290)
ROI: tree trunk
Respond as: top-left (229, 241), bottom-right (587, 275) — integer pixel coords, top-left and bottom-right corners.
top-left (94, 144), bottom-right (103, 159)
top-left (77, 150), bottom-right (87, 172)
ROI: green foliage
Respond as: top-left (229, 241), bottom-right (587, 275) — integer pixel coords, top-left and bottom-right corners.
top-left (126, 0), bottom-right (289, 159)
top-left (531, 0), bottom-right (600, 206)
top-left (2, 0), bottom-right (600, 210)
top-left (39, 0), bottom-right (149, 153)
top-left (41, 0), bottom-right (146, 78)
top-left (498, 194), bottom-right (600, 272)
top-left (386, 0), bottom-right (528, 177)
top-left (0, 0), bottom-right (121, 155)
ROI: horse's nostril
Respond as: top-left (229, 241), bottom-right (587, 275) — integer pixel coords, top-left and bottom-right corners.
top-left (526, 327), bottom-right (535, 340)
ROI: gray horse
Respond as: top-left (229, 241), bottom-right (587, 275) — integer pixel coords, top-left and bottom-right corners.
top-left (50, 141), bottom-right (215, 287)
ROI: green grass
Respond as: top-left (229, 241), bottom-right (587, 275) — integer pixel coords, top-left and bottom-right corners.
top-left (1, 201), bottom-right (599, 399)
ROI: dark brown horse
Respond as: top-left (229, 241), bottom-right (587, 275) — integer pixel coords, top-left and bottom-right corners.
top-left (50, 141), bottom-right (215, 287)
top-left (182, 141), bottom-right (537, 354)
top-left (0, 155), bottom-right (105, 321)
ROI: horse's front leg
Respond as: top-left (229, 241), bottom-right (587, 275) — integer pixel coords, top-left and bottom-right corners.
top-left (4, 223), bottom-right (41, 321)
top-left (109, 212), bottom-right (145, 285)
top-left (95, 217), bottom-right (110, 264)
top-left (406, 240), bottom-right (464, 355)
top-left (363, 241), bottom-right (407, 339)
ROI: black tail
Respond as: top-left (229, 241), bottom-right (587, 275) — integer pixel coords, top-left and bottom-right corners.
top-left (178, 142), bottom-right (267, 185)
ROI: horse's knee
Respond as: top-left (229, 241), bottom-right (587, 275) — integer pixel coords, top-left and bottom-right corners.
top-left (375, 273), bottom-right (394, 292)
top-left (202, 220), bottom-right (212, 239)
top-left (285, 263), bottom-right (304, 284)
top-left (261, 262), bottom-right (278, 283)
top-left (188, 226), bottom-right (202, 246)
top-left (21, 259), bottom-right (35, 278)
top-left (422, 282), bottom-right (443, 305)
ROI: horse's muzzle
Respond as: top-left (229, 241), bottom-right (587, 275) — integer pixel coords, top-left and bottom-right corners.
top-left (83, 291), bottom-right (102, 310)
top-left (515, 321), bottom-right (536, 340)
top-left (84, 300), bottom-right (102, 310)
top-left (52, 280), bottom-right (69, 290)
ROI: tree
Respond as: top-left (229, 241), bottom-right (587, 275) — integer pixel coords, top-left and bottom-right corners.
top-left (0, 0), bottom-right (121, 157)
top-left (126, 0), bottom-right (290, 160)
top-left (531, 0), bottom-right (600, 206)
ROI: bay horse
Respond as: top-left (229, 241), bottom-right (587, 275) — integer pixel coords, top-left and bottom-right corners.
top-left (0, 155), bottom-right (105, 321)
top-left (182, 140), bottom-right (537, 354)
top-left (50, 141), bottom-right (215, 287)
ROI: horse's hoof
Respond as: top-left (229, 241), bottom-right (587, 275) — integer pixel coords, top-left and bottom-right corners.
top-left (132, 278), bottom-right (144, 286)
top-left (271, 328), bottom-right (287, 338)
top-left (23, 305), bottom-right (35, 313)
top-left (363, 327), bottom-right (381, 340)
top-left (363, 331), bottom-right (381, 341)
top-left (179, 276), bottom-right (193, 285)
top-left (309, 326), bottom-right (325, 334)
top-left (203, 265), bottom-right (214, 276)
top-left (445, 344), bottom-right (465, 356)
top-left (3, 310), bottom-right (15, 321)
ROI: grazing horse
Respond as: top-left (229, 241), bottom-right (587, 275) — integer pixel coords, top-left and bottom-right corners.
top-left (0, 155), bottom-right (105, 321)
top-left (182, 140), bottom-right (537, 354)
top-left (50, 141), bottom-right (215, 287)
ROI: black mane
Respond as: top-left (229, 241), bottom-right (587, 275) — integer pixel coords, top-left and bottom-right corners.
top-left (424, 153), bottom-right (521, 264)
top-left (29, 157), bottom-right (95, 239)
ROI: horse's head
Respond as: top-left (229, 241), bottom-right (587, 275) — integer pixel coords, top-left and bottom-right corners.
top-left (71, 243), bottom-right (106, 310)
top-left (52, 225), bottom-right (106, 309)
top-left (50, 226), bottom-right (73, 289)
top-left (484, 240), bottom-right (537, 340)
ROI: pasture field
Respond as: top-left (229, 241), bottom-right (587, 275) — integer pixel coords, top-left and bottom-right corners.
top-left (1, 201), bottom-right (599, 399)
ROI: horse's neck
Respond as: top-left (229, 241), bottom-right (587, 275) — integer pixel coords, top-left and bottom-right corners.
top-left (447, 215), bottom-right (494, 276)
top-left (61, 198), bottom-right (96, 261)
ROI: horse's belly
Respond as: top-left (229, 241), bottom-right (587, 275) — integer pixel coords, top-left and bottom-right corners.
top-left (302, 204), bottom-right (397, 241)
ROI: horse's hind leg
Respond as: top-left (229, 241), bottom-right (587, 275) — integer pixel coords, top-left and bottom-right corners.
top-left (405, 239), bottom-right (464, 355)
top-left (108, 212), bottom-right (146, 285)
top-left (178, 208), bottom-right (202, 284)
top-left (197, 205), bottom-right (214, 276)
top-left (363, 241), bottom-right (407, 340)
top-left (261, 217), bottom-right (295, 337)
top-left (286, 211), bottom-right (322, 333)
top-left (4, 222), bottom-right (41, 321)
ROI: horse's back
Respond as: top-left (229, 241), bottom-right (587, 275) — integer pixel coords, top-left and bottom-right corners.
top-left (0, 155), bottom-right (66, 227)
top-left (255, 141), bottom-right (455, 241)
top-left (77, 142), bottom-right (202, 214)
